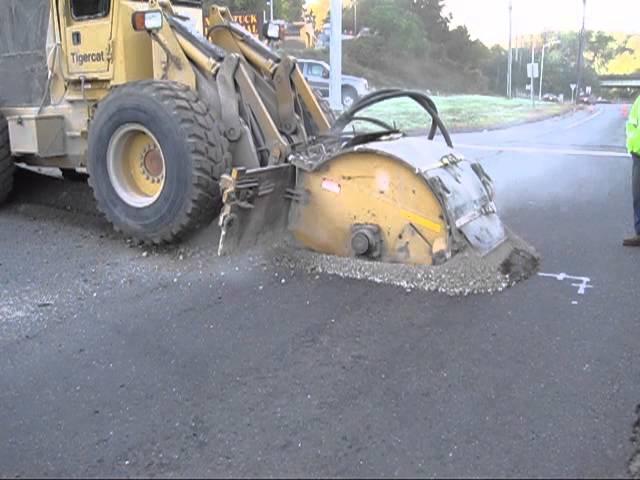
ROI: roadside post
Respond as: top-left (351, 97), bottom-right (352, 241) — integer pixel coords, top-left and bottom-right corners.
top-left (528, 37), bottom-right (538, 108)
top-left (527, 65), bottom-right (539, 108)
top-left (570, 83), bottom-right (577, 104)
top-left (539, 39), bottom-right (560, 101)
top-left (507, 0), bottom-right (513, 98)
top-left (329, 0), bottom-right (343, 111)
top-left (266, 0), bottom-right (273, 21)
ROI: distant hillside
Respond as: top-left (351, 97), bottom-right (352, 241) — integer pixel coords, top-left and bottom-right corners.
top-left (605, 34), bottom-right (640, 74)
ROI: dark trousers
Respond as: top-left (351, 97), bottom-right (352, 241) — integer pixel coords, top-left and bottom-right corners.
top-left (634, 153), bottom-right (640, 234)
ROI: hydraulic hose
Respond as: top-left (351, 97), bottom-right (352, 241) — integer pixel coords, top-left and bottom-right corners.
top-left (332, 89), bottom-right (453, 148)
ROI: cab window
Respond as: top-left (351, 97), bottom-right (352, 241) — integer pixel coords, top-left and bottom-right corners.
top-left (70, 0), bottom-right (110, 20)
top-left (309, 63), bottom-right (326, 77)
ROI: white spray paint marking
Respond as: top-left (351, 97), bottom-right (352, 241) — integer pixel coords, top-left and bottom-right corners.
top-left (456, 143), bottom-right (628, 158)
top-left (0, 303), bottom-right (29, 321)
top-left (538, 272), bottom-right (593, 296)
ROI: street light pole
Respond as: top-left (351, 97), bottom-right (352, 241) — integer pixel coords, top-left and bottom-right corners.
top-left (329, 0), bottom-right (343, 111)
top-left (576, 0), bottom-right (587, 97)
top-left (270, 0), bottom-right (274, 21)
top-left (507, 0), bottom-right (513, 98)
top-left (539, 42), bottom-right (546, 101)
top-left (354, 0), bottom-right (357, 35)
top-left (539, 39), bottom-right (559, 101)
top-left (530, 35), bottom-right (535, 107)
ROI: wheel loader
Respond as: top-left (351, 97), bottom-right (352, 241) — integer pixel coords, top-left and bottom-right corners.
top-left (0, 0), bottom-right (511, 268)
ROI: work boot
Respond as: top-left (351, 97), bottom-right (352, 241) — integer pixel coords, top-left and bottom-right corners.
top-left (623, 235), bottom-right (640, 247)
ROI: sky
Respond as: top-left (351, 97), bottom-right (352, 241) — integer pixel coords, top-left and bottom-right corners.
top-left (443, 0), bottom-right (640, 47)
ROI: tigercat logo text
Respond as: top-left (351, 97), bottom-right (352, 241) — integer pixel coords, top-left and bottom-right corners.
top-left (71, 51), bottom-right (106, 66)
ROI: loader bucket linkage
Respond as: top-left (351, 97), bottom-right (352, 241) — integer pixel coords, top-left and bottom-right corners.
top-left (218, 89), bottom-right (523, 270)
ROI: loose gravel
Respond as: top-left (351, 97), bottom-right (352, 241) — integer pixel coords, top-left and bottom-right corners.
top-left (274, 230), bottom-right (539, 296)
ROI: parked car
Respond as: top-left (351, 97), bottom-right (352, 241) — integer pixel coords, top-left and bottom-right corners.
top-left (542, 93), bottom-right (559, 103)
top-left (356, 27), bottom-right (373, 38)
top-left (297, 59), bottom-right (369, 108)
top-left (578, 94), bottom-right (596, 105)
top-left (596, 96), bottom-right (612, 104)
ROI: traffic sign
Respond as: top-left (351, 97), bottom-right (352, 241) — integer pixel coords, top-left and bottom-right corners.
top-left (527, 63), bottom-right (539, 79)
top-left (570, 83), bottom-right (577, 91)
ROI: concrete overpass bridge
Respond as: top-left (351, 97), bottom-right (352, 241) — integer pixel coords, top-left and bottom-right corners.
top-left (599, 74), bottom-right (640, 88)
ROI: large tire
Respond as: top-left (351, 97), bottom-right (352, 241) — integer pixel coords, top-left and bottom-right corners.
top-left (88, 80), bottom-right (229, 244)
top-left (341, 87), bottom-right (358, 110)
top-left (0, 112), bottom-right (15, 205)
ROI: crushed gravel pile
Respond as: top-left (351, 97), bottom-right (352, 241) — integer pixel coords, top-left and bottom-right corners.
top-left (274, 230), bottom-right (540, 296)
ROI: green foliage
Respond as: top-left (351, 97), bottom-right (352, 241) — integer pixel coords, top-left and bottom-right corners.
top-left (364, 0), bottom-right (427, 53)
top-left (335, 0), bottom-right (496, 93)
top-left (204, 0), bottom-right (265, 12)
top-left (277, 0), bottom-right (304, 22)
top-left (516, 31), bottom-right (616, 97)
top-left (207, 0), bottom-right (638, 96)
top-left (585, 31), bottom-right (633, 73)
top-left (203, 0), bottom-right (303, 21)
top-left (607, 35), bottom-right (640, 74)
top-left (408, 0), bottom-right (451, 44)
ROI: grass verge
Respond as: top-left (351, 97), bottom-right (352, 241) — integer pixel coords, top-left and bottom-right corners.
top-left (355, 95), bottom-right (574, 132)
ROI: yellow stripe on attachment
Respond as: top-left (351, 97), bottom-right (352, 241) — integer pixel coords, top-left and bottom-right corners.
top-left (400, 209), bottom-right (443, 234)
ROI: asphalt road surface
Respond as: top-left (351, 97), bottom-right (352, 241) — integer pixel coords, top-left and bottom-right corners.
top-left (1, 104), bottom-right (638, 478)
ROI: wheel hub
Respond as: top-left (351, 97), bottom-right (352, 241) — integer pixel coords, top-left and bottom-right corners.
top-left (141, 146), bottom-right (164, 181)
top-left (107, 124), bottom-right (166, 208)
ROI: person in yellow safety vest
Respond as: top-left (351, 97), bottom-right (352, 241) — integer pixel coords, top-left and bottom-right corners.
top-left (624, 94), bottom-right (640, 246)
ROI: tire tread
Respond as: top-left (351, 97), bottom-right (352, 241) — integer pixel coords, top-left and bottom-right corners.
top-left (88, 80), bottom-right (228, 244)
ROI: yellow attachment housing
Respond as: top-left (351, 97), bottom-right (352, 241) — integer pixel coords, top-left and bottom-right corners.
top-left (290, 152), bottom-right (449, 265)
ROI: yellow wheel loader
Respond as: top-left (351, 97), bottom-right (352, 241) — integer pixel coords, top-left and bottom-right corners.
top-left (0, 0), bottom-right (521, 270)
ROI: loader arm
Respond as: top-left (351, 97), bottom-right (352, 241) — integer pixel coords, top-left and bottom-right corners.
top-left (156, 5), bottom-right (330, 168)
top-left (165, 14), bottom-right (289, 163)
top-left (203, 5), bottom-right (331, 135)
top-left (147, 3), bottom-right (518, 270)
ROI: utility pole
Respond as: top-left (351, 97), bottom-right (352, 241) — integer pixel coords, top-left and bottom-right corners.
top-left (353, 0), bottom-right (357, 35)
top-left (530, 36), bottom-right (535, 107)
top-left (576, 0), bottom-right (587, 98)
top-left (329, 0), bottom-right (343, 111)
top-left (539, 39), bottom-right (559, 101)
top-left (270, 0), bottom-right (274, 21)
top-left (507, 0), bottom-right (513, 98)
top-left (539, 41), bottom-right (546, 101)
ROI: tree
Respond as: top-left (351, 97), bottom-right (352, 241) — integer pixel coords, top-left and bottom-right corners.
top-left (204, 0), bottom-right (266, 12)
top-left (204, 0), bottom-right (303, 21)
top-left (322, 9), bottom-right (330, 27)
top-left (365, 0), bottom-right (427, 54)
top-left (526, 31), bottom-right (601, 98)
top-left (585, 31), bottom-right (633, 73)
top-left (342, 2), bottom-right (356, 35)
top-left (409, 0), bottom-right (451, 44)
top-left (277, 0), bottom-right (304, 21)
top-left (480, 45), bottom-right (508, 94)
